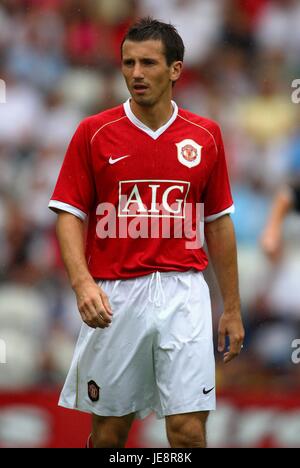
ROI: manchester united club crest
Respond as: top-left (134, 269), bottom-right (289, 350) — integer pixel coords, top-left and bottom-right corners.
top-left (176, 139), bottom-right (202, 168)
top-left (88, 380), bottom-right (100, 402)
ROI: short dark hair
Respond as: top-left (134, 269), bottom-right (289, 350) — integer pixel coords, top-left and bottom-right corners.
top-left (121, 17), bottom-right (185, 66)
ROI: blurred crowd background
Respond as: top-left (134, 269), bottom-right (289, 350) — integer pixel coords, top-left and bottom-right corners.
top-left (0, 0), bottom-right (300, 418)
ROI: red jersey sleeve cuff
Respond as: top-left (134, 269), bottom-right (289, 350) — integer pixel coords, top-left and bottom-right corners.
top-left (48, 200), bottom-right (87, 221)
top-left (204, 204), bottom-right (235, 223)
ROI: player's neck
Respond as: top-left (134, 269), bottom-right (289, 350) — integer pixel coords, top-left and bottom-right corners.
top-left (129, 97), bottom-right (174, 132)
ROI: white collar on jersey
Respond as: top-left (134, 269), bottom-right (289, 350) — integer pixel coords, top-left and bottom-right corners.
top-left (123, 98), bottom-right (178, 140)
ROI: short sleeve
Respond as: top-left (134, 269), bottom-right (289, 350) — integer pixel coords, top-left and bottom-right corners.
top-left (202, 125), bottom-right (234, 222)
top-left (48, 121), bottom-right (95, 220)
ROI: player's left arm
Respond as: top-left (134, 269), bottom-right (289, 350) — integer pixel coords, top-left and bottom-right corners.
top-left (204, 214), bottom-right (244, 363)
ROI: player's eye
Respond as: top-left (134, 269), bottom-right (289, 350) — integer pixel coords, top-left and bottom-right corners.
top-left (142, 59), bottom-right (156, 65)
top-left (123, 59), bottom-right (135, 67)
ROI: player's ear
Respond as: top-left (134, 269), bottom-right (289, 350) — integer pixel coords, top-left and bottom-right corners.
top-left (170, 61), bottom-right (183, 83)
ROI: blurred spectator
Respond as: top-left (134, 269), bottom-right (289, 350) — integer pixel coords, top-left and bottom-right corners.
top-left (221, 0), bottom-right (257, 57)
top-left (255, 0), bottom-right (300, 65)
top-left (139, 0), bottom-right (225, 65)
top-left (0, 71), bottom-right (43, 146)
top-left (0, 285), bottom-right (49, 388)
top-left (5, 8), bottom-right (66, 92)
top-left (260, 181), bottom-right (300, 261)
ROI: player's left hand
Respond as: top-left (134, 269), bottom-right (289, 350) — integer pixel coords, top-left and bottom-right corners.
top-left (218, 312), bottom-right (245, 364)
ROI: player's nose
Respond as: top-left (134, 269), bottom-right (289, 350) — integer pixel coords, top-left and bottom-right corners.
top-left (132, 63), bottom-right (144, 79)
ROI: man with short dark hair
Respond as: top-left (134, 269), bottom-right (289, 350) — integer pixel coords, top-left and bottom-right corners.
top-left (49, 17), bottom-right (244, 448)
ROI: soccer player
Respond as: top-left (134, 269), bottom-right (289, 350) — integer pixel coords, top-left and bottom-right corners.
top-left (49, 18), bottom-right (244, 448)
top-left (261, 181), bottom-right (300, 261)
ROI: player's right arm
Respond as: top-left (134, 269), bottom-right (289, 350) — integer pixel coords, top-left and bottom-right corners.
top-left (56, 211), bottom-right (113, 329)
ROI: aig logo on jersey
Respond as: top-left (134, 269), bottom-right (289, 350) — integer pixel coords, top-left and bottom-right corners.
top-left (119, 180), bottom-right (190, 218)
top-left (176, 139), bottom-right (202, 168)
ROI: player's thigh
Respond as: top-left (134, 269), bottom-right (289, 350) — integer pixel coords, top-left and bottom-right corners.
top-left (92, 413), bottom-right (135, 447)
top-left (154, 272), bottom-right (216, 415)
top-left (165, 411), bottom-right (209, 448)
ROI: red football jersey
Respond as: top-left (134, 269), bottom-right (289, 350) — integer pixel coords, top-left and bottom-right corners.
top-left (49, 100), bottom-right (234, 279)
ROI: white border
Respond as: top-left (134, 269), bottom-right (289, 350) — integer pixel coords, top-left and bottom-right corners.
top-left (0, 339), bottom-right (6, 364)
top-left (48, 200), bottom-right (87, 221)
top-left (0, 79), bottom-right (6, 104)
top-left (204, 204), bottom-right (235, 223)
top-left (124, 99), bottom-right (178, 140)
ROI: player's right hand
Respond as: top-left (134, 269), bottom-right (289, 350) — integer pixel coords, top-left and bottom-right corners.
top-left (74, 280), bottom-right (113, 329)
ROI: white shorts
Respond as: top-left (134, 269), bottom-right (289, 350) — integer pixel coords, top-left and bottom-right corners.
top-left (59, 270), bottom-right (216, 419)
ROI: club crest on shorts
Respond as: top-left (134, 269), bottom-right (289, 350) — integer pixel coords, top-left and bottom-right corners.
top-left (88, 380), bottom-right (100, 402)
top-left (176, 139), bottom-right (202, 168)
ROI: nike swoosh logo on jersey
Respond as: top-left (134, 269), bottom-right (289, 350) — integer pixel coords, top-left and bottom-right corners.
top-left (108, 155), bottom-right (131, 164)
top-left (203, 387), bottom-right (215, 395)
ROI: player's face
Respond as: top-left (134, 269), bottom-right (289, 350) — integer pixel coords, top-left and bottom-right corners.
top-left (121, 39), bottom-right (182, 107)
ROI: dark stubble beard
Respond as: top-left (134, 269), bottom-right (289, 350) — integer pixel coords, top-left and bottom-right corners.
top-left (131, 85), bottom-right (170, 108)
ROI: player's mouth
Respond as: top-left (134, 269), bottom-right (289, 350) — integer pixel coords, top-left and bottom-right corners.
top-left (132, 83), bottom-right (149, 94)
